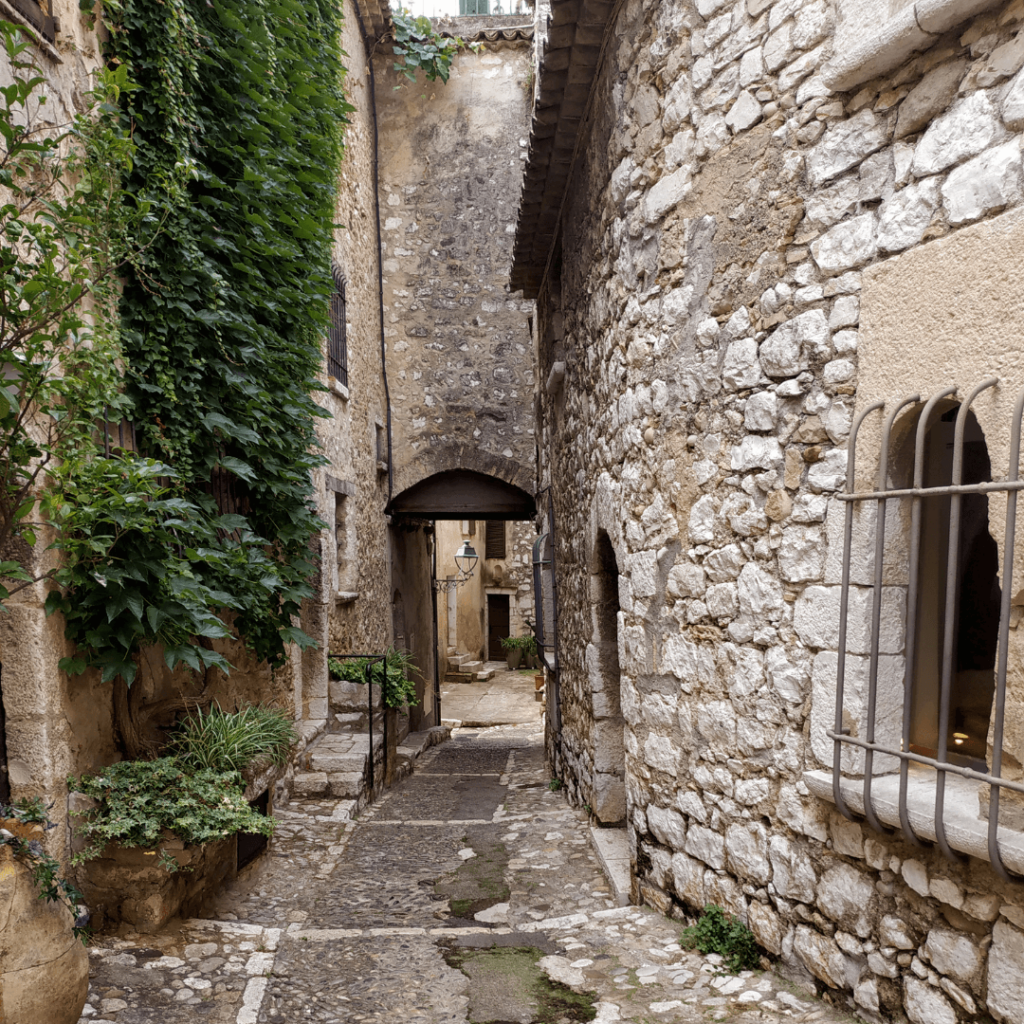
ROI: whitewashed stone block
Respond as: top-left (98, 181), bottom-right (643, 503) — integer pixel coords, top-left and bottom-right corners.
top-left (759, 309), bottom-right (830, 377)
top-left (779, 524), bottom-right (827, 582)
top-left (744, 391), bottom-right (778, 431)
top-left (904, 977), bottom-right (956, 1024)
top-left (765, 645), bottom-right (812, 703)
top-left (880, 914), bottom-right (916, 949)
top-left (644, 166), bottom-right (693, 222)
top-left (941, 140), bottom-right (1023, 225)
top-left (1004, 66), bottom-right (1024, 130)
top-left (663, 77), bottom-right (693, 133)
top-left (806, 449), bottom-right (847, 492)
top-left (763, 22), bottom-right (793, 72)
top-left (696, 699), bottom-right (737, 748)
top-left (817, 863), bottom-right (875, 938)
top-left (706, 581), bottom-right (739, 620)
top-left (828, 294), bottom-right (859, 329)
top-left (877, 177), bottom-right (941, 252)
top-left (627, 550), bottom-right (658, 599)
top-left (988, 920), bottom-right (1024, 1024)
top-left (794, 926), bottom-right (851, 990)
top-left (913, 91), bottom-right (1003, 176)
top-left (794, 584), bottom-right (905, 652)
top-left (662, 633), bottom-right (717, 689)
top-left (809, 650), bottom-right (904, 774)
top-left (647, 803), bottom-right (687, 848)
top-left (685, 825), bottom-right (726, 869)
top-left (689, 494), bottom-right (716, 543)
top-left (806, 110), bottom-right (887, 188)
top-left (771, 835), bottom-right (817, 901)
top-left (644, 733), bottom-right (681, 778)
top-left (924, 928), bottom-right (984, 987)
top-left (671, 850), bottom-right (706, 907)
top-left (895, 60), bottom-right (966, 139)
top-left (734, 777), bottom-right (770, 805)
top-left (695, 111), bottom-right (730, 156)
top-left (726, 823), bottom-right (770, 883)
top-left (811, 212), bottom-right (877, 271)
top-left (739, 45), bottom-right (764, 86)
top-left (726, 91), bottom-right (762, 132)
top-left (731, 435), bottom-right (783, 471)
top-left (737, 562), bottom-right (783, 624)
top-left (704, 543), bottom-right (745, 582)
top-left (667, 563), bottom-right (706, 599)
top-left (721, 641), bottom-right (764, 698)
top-left (748, 900), bottom-right (785, 955)
top-left (722, 337), bottom-right (761, 390)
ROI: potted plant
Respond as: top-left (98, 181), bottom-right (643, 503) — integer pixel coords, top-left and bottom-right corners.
top-left (500, 635), bottom-right (522, 669)
top-left (521, 634), bottom-right (538, 669)
top-left (70, 704), bottom-right (295, 933)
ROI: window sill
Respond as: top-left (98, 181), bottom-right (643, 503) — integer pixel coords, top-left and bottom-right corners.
top-left (335, 590), bottom-right (359, 604)
top-left (804, 766), bottom-right (1024, 875)
top-left (0, 1), bottom-right (61, 62)
top-left (329, 378), bottom-right (349, 401)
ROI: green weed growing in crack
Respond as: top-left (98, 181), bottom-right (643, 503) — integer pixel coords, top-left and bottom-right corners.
top-left (680, 904), bottom-right (761, 973)
top-left (548, 778), bottom-right (563, 791)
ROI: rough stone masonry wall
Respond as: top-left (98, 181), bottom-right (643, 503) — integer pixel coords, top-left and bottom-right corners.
top-left (316, 0), bottom-right (394, 684)
top-left (374, 34), bottom-right (537, 500)
top-left (538, 0), bottom-right (1024, 1021)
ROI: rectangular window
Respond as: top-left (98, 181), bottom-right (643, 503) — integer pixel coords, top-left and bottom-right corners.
top-left (485, 520), bottom-right (506, 560)
top-left (827, 378), bottom-right (1024, 880)
top-left (11, 0), bottom-right (55, 42)
top-left (328, 278), bottom-right (348, 388)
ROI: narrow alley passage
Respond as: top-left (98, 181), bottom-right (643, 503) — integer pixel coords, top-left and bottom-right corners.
top-left (80, 684), bottom-right (857, 1024)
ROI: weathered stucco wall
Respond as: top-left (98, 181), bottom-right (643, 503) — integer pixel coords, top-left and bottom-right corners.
top-left (529, 0), bottom-right (1024, 1020)
top-left (373, 34), bottom-right (537, 502)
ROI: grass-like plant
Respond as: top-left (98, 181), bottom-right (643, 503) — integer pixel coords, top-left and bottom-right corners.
top-left (167, 703), bottom-right (296, 776)
top-left (680, 904), bottom-right (761, 973)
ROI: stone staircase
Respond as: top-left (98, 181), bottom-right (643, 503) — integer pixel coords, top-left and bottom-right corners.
top-left (444, 649), bottom-right (497, 684)
top-left (290, 673), bottom-right (450, 814)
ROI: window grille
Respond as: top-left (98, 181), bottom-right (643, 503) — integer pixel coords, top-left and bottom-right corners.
top-left (11, 0), bottom-right (55, 42)
top-left (98, 413), bottom-right (137, 455)
top-left (328, 268), bottom-right (348, 388)
top-left (485, 520), bottom-right (506, 560)
top-left (532, 531), bottom-right (558, 671)
top-left (832, 378), bottom-right (1024, 880)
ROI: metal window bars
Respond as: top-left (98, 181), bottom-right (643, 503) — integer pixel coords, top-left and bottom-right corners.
top-left (832, 378), bottom-right (1024, 882)
top-left (328, 273), bottom-right (348, 389)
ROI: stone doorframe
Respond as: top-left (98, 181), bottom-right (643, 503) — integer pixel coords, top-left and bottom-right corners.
top-left (587, 474), bottom-right (627, 825)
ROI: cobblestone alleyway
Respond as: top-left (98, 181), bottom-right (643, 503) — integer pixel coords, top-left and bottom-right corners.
top-left (81, 694), bottom-right (861, 1024)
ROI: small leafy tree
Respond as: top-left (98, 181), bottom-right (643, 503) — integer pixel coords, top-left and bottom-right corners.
top-left (390, 8), bottom-right (473, 85)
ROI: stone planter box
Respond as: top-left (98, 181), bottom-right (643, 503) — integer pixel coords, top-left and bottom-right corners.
top-left (0, 821), bottom-right (89, 1024)
top-left (76, 831), bottom-right (237, 934)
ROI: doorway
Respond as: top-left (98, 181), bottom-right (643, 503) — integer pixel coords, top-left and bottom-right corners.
top-left (487, 594), bottom-right (510, 661)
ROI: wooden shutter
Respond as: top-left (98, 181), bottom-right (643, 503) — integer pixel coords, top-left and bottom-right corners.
top-left (12, 0), bottom-right (55, 42)
top-left (485, 520), bottom-right (506, 560)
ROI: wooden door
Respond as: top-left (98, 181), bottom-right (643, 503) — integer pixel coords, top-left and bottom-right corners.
top-left (487, 594), bottom-right (510, 662)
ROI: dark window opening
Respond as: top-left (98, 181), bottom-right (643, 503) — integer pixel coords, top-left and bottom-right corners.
top-left (592, 530), bottom-right (624, 824)
top-left (909, 406), bottom-right (1000, 770)
top-left (328, 275), bottom-right (348, 388)
top-left (485, 520), bottom-right (506, 560)
top-left (12, 0), bottom-right (55, 42)
top-left (487, 593), bottom-right (510, 661)
top-left (594, 531), bottom-right (620, 646)
top-left (236, 788), bottom-right (270, 870)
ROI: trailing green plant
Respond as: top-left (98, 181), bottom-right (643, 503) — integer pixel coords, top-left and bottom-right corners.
top-left (500, 635), bottom-right (536, 654)
top-left (680, 904), bottom-right (761, 973)
top-left (390, 8), bottom-right (469, 85)
top-left (0, 797), bottom-right (88, 941)
top-left (329, 647), bottom-right (420, 709)
top-left (48, 0), bottom-right (355, 686)
top-left (168, 703), bottom-right (296, 775)
top-left (0, 22), bottom-right (152, 606)
top-left (70, 757), bottom-right (274, 871)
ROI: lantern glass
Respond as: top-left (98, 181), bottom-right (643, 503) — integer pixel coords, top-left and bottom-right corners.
top-left (455, 541), bottom-right (479, 577)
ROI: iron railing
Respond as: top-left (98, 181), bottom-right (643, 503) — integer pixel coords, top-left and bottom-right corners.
top-left (328, 271), bottom-right (348, 389)
top-left (831, 378), bottom-right (1024, 881)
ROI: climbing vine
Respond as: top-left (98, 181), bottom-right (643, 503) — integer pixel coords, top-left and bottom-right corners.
top-left (49, 0), bottom-right (355, 684)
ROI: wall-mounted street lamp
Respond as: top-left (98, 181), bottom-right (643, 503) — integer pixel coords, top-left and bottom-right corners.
top-left (434, 540), bottom-right (479, 593)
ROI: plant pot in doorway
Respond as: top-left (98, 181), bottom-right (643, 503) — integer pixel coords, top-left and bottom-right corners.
top-left (506, 648), bottom-right (522, 670)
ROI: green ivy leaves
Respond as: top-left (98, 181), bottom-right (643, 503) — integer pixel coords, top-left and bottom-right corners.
top-left (391, 8), bottom-right (468, 85)
top-left (49, 0), bottom-right (353, 681)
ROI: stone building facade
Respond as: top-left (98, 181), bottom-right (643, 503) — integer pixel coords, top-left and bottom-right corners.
top-left (514, 0), bottom-right (1024, 1020)
top-left (374, 19), bottom-right (538, 503)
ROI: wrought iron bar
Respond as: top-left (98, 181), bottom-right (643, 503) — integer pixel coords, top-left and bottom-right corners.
top-left (863, 395), bottom-right (918, 834)
top-left (834, 400), bottom-right (884, 821)
top-left (988, 388), bottom-right (1024, 881)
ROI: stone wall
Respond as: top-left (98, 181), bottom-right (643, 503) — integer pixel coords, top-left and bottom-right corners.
top-left (373, 30), bottom-right (537, 503)
top-left (528, 0), bottom-right (1024, 1020)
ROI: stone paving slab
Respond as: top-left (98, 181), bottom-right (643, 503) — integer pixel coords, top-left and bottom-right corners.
top-left (440, 668), bottom-right (541, 727)
top-left (79, 723), bottom-right (867, 1024)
